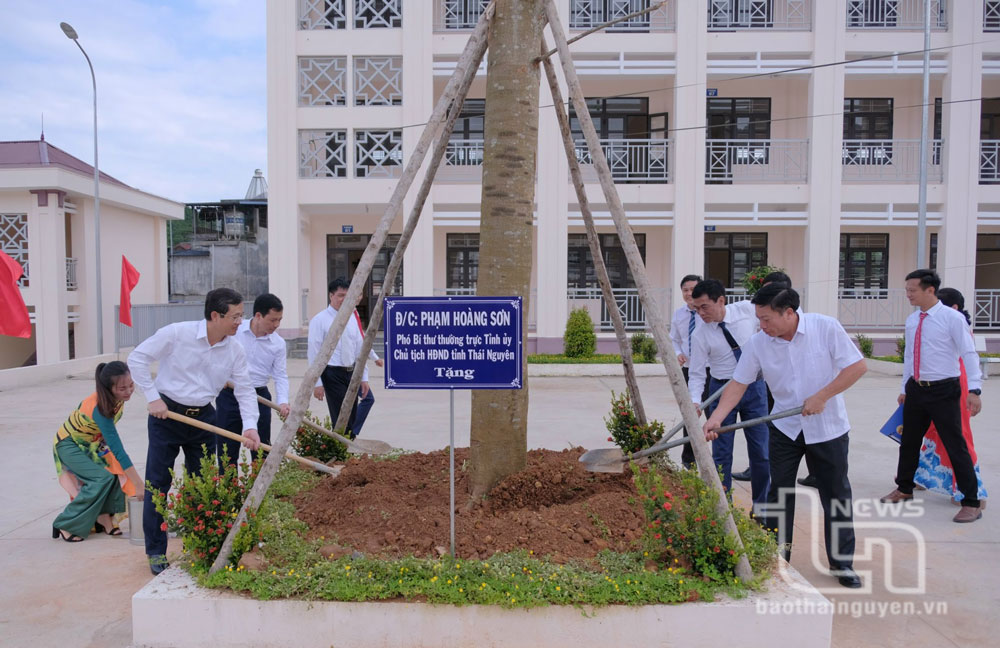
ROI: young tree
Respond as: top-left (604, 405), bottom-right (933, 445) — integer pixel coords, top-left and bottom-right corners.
top-left (468, 0), bottom-right (544, 498)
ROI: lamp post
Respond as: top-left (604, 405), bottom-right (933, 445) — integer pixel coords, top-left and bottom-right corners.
top-left (61, 21), bottom-right (103, 354)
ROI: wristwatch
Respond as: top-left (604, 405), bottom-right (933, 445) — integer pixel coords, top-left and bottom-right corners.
top-left (969, 389), bottom-right (982, 396)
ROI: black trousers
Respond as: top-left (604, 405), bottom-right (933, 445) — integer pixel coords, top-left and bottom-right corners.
top-left (216, 386), bottom-right (271, 466)
top-left (680, 366), bottom-right (711, 468)
top-left (143, 400), bottom-right (216, 557)
top-left (321, 366), bottom-right (358, 437)
top-left (757, 429), bottom-right (856, 570)
top-left (896, 377), bottom-right (980, 507)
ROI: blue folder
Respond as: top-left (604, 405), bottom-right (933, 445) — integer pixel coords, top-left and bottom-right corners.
top-left (880, 405), bottom-right (904, 444)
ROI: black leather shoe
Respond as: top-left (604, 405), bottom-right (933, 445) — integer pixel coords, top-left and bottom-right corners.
top-left (797, 474), bottom-right (818, 488)
top-left (732, 468), bottom-right (752, 482)
top-left (149, 554), bottom-right (170, 576)
top-left (831, 568), bottom-right (862, 589)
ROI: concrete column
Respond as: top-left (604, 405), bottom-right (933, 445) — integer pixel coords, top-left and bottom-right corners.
top-left (31, 191), bottom-right (69, 364)
top-left (803, 0), bottom-right (846, 317)
top-left (535, 3), bottom-right (569, 351)
top-left (670, 0), bottom-right (707, 310)
top-left (939, 0), bottom-right (982, 300)
top-left (401, 0), bottom-right (435, 297)
top-left (266, 0), bottom-right (304, 333)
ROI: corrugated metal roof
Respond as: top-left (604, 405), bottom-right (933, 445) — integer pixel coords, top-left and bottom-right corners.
top-left (0, 139), bottom-right (129, 187)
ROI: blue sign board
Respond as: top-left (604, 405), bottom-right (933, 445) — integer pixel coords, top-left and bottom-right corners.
top-left (706, 88), bottom-right (718, 97)
top-left (342, 225), bottom-right (354, 233)
top-left (704, 225), bottom-right (716, 232)
top-left (384, 296), bottom-right (522, 390)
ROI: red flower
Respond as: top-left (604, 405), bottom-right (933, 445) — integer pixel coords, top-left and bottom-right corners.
top-left (212, 499), bottom-right (220, 506)
top-left (654, 533), bottom-right (661, 539)
top-left (160, 522), bottom-right (168, 531)
top-left (662, 502), bottom-right (672, 511)
top-left (663, 491), bottom-right (672, 499)
top-left (728, 549), bottom-right (735, 555)
top-left (713, 546), bottom-right (720, 553)
top-left (607, 437), bottom-right (613, 442)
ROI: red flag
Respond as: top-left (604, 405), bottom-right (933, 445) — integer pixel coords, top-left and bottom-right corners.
top-left (0, 251), bottom-right (31, 338)
top-left (119, 255), bottom-right (141, 327)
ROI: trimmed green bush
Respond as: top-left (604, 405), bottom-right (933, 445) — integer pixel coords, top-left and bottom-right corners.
top-left (896, 336), bottom-right (906, 359)
top-left (855, 333), bottom-right (874, 359)
top-left (630, 332), bottom-right (658, 363)
top-left (564, 307), bottom-right (597, 358)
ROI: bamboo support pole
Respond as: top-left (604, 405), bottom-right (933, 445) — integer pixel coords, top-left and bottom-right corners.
top-left (538, 41), bottom-right (647, 426)
top-left (210, 5), bottom-right (495, 574)
top-left (542, 0), bottom-right (752, 583)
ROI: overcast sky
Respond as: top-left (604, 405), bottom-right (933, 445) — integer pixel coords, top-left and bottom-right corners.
top-left (0, 0), bottom-right (266, 203)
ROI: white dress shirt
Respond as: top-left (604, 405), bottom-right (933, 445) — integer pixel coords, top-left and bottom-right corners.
top-left (670, 304), bottom-right (702, 363)
top-left (688, 299), bottom-right (758, 403)
top-left (307, 305), bottom-right (370, 387)
top-left (734, 312), bottom-right (863, 444)
top-left (128, 320), bottom-right (260, 432)
top-left (234, 319), bottom-right (290, 404)
top-left (902, 301), bottom-right (983, 392)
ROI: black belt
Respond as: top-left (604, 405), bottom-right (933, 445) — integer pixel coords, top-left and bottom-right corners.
top-left (222, 386), bottom-right (269, 395)
top-left (328, 366), bottom-right (354, 372)
top-left (161, 394), bottom-right (210, 418)
top-left (911, 377), bottom-right (959, 388)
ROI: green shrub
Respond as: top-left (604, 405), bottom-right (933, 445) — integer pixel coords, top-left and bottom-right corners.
top-left (291, 411), bottom-right (349, 463)
top-left (855, 333), bottom-right (874, 358)
top-left (630, 332), bottom-right (658, 363)
top-left (605, 391), bottom-right (665, 453)
top-left (151, 447), bottom-right (261, 569)
top-left (896, 336), bottom-right (906, 359)
top-left (563, 307), bottom-right (597, 358)
top-left (741, 265), bottom-right (786, 295)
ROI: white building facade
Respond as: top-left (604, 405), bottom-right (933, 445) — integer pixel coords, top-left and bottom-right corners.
top-left (267, 0), bottom-right (1000, 350)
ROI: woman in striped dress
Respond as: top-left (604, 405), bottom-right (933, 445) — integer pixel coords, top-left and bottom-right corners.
top-left (51, 361), bottom-right (144, 542)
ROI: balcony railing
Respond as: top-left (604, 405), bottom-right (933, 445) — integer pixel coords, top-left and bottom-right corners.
top-left (987, 0), bottom-right (1000, 31)
top-left (980, 141), bottom-right (1000, 184)
top-left (837, 288), bottom-right (912, 329)
top-left (725, 288), bottom-right (751, 304)
top-left (445, 140), bottom-right (484, 166)
top-left (841, 139), bottom-right (943, 183)
top-left (705, 139), bottom-right (809, 183)
top-left (567, 287), bottom-right (671, 332)
top-left (433, 0), bottom-right (488, 31)
top-left (846, 0), bottom-right (947, 30)
top-left (574, 138), bottom-right (671, 183)
top-left (440, 287), bottom-right (537, 329)
top-left (708, 0), bottom-right (812, 31)
top-left (65, 257), bottom-right (78, 291)
top-left (975, 289), bottom-right (1000, 329)
top-left (569, 0), bottom-right (676, 33)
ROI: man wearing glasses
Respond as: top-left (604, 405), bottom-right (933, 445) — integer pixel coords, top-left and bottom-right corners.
top-left (129, 287), bottom-right (261, 576)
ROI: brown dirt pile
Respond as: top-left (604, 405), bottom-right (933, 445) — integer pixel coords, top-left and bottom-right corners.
top-left (292, 448), bottom-right (646, 561)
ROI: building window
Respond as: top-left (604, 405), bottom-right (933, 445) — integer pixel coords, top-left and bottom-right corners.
top-left (354, 0), bottom-right (401, 28)
top-left (977, 233), bottom-right (1000, 290)
top-left (570, 97), bottom-right (650, 141)
top-left (933, 97), bottom-right (942, 164)
top-left (570, 98), bottom-right (669, 183)
top-left (327, 234), bottom-right (403, 327)
top-left (446, 99), bottom-right (485, 166)
top-left (447, 233), bottom-right (479, 291)
top-left (299, 0), bottom-right (346, 29)
top-left (567, 233), bottom-right (646, 289)
top-left (708, 0), bottom-right (775, 29)
top-left (706, 98), bottom-right (772, 182)
top-left (704, 233), bottom-right (767, 288)
top-left (930, 232), bottom-right (938, 270)
top-left (442, 0), bottom-right (489, 30)
top-left (0, 213), bottom-right (28, 287)
top-left (843, 98), bottom-right (893, 166)
top-left (846, 0), bottom-right (947, 29)
top-left (298, 57), bottom-right (347, 106)
top-left (354, 56), bottom-right (402, 106)
top-left (354, 129), bottom-right (403, 178)
top-left (298, 130), bottom-right (347, 178)
top-left (570, 0), bottom-right (653, 33)
top-left (987, 0), bottom-right (1000, 31)
top-left (840, 233), bottom-right (889, 291)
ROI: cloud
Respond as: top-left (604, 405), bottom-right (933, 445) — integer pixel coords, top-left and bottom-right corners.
top-left (0, 0), bottom-right (266, 202)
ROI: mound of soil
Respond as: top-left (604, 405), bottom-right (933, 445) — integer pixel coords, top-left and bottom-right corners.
top-left (292, 448), bottom-right (647, 561)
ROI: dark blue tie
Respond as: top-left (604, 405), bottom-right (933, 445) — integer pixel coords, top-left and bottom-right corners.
top-left (687, 309), bottom-right (696, 355)
top-left (718, 321), bottom-right (741, 361)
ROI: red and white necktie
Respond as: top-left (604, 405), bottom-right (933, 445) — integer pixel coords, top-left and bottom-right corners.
top-left (353, 310), bottom-right (364, 335)
top-left (914, 311), bottom-right (928, 381)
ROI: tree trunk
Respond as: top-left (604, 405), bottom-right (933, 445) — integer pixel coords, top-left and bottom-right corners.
top-left (468, 0), bottom-right (544, 498)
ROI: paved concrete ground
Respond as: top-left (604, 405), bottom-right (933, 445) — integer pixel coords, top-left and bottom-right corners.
top-left (1, 359), bottom-right (996, 647)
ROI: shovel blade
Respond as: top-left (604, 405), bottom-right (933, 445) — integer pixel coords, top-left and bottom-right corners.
top-left (578, 448), bottom-right (626, 473)
top-left (347, 438), bottom-right (394, 455)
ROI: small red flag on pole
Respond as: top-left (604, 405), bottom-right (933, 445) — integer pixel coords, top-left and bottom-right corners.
top-left (0, 251), bottom-right (31, 338)
top-left (119, 255), bottom-right (141, 327)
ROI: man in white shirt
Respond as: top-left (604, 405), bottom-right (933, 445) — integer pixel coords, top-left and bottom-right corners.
top-left (308, 278), bottom-right (370, 438)
top-left (670, 274), bottom-right (705, 468)
top-left (689, 279), bottom-right (770, 508)
top-left (216, 293), bottom-right (290, 465)
top-left (128, 288), bottom-right (261, 575)
top-left (881, 269), bottom-right (984, 524)
top-left (348, 308), bottom-right (384, 438)
top-left (704, 284), bottom-right (867, 589)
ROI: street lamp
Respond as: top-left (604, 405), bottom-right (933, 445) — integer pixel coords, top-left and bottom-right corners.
top-left (61, 21), bottom-right (103, 354)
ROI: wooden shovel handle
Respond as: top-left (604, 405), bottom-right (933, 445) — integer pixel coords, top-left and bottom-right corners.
top-left (253, 392), bottom-right (359, 449)
top-left (164, 411), bottom-right (340, 476)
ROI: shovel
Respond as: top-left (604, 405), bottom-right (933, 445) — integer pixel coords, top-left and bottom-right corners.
top-left (164, 411), bottom-right (342, 476)
top-left (225, 383), bottom-right (394, 456)
top-left (580, 406), bottom-right (804, 474)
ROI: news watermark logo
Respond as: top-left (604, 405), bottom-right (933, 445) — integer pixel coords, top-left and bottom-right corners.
top-left (756, 487), bottom-right (927, 596)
